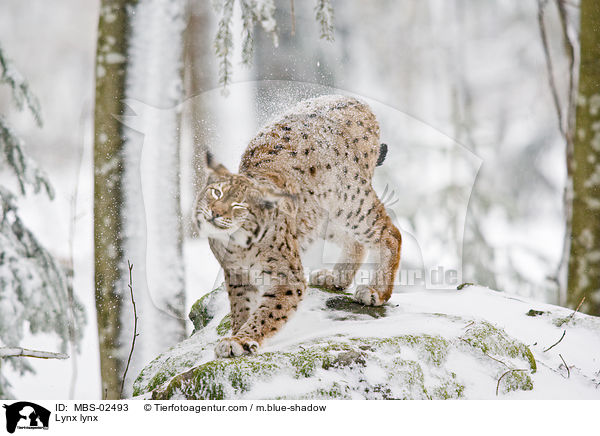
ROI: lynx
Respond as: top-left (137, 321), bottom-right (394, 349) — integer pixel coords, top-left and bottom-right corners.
top-left (193, 95), bottom-right (402, 358)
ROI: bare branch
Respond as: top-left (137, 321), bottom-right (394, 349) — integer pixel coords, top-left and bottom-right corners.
top-left (0, 347), bottom-right (68, 360)
top-left (555, 0), bottom-right (578, 302)
top-left (567, 296), bottom-right (585, 321)
top-left (120, 261), bottom-right (138, 398)
top-left (290, 0), bottom-right (296, 36)
top-left (67, 107), bottom-right (87, 399)
top-left (537, 0), bottom-right (565, 137)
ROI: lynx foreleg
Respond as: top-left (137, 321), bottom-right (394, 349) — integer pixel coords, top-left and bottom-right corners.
top-left (215, 223), bottom-right (305, 358)
top-left (224, 281), bottom-right (260, 334)
top-left (215, 279), bottom-right (305, 357)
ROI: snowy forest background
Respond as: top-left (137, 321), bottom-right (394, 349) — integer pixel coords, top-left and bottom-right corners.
top-left (0, 0), bottom-right (597, 399)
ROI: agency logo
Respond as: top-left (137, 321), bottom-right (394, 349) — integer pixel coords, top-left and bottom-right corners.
top-left (2, 402), bottom-right (50, 433)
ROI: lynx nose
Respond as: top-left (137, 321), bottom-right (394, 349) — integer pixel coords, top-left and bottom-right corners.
top-left (211, 201), bottom-right (228, 216)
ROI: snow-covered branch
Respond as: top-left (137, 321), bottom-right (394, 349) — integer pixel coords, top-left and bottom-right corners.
top-left (0, 41), bottom-right (83, 398)
top-left (212, 0), bottom-right (332, 88)
top-left (0, 186), bottom-right (86, 358)
top-left (315, 0), bottom-right (334, 42)
top-left (0, 117), bottom-right (53, 198)
top-left (0, 347), bottom-right (68, 360)
top-left (214, 0), bottom-right (234, 87)
top-left (0, 44), bottom-right (42, 126)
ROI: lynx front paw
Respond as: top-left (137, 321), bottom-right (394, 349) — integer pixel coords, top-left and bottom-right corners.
top-left (309, 269), bottom-right (346, 291)
top-left (354, 286), bottom-right (384, 306)
top-left (215, 337), bottom-right (259, 358)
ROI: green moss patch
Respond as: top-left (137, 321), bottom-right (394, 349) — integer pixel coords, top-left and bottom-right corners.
top-left (325, 295), bottom-right (387, 318)
top-left (461, 321), bottom-right (536, 372)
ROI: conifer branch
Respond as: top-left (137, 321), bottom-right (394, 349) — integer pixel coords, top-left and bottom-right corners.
top-left (0, 44), bottom-right (42, 126)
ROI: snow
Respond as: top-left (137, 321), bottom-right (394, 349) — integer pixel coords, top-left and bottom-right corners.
top-left (135, 284), bottom-right (600, 399)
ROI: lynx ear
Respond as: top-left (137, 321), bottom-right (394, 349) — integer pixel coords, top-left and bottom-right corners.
top-left (206, 151), bottom-right (230, 183)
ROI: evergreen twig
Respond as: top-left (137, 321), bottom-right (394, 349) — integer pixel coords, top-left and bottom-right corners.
top-left (315, 0), bottom-right (334, 41)
top-left (212, 0), bottom-right (332, 89)
top-left (0, 44), bottom-right (42, 126)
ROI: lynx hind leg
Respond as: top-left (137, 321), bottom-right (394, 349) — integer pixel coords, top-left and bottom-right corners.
top-left (215, 336), bottom-right (259, 358)
top-left (309, 238), bottom-right (365, 292)
top-left (349, 196), bottom-right (401, 306)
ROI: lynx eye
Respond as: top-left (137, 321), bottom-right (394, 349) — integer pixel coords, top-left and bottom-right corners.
top-left (210, 187), bottom-right (222, 199)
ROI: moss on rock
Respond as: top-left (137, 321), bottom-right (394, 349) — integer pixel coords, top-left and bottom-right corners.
top-left (498, 370), bottom-right (533, 395)
top-left (145, 331), bottom-right (514, 400)
top-left (188, 285), bottom-right (227, 332)
top-left (216, 314), bottom-right (231, 336)
top-left (460, 321), bottom-right (536, 372)
top-left (325, 295), bottom-right (387, 318)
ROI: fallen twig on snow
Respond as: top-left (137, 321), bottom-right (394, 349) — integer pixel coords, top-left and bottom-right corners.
top-left (462, 321), bottom-right (475, 330)
top-left (544, 330), bottom-right (566, 352)
top-left (460, 338), bottom-right (509, 368)
top-left (559, 353), bottom-right (570, 378)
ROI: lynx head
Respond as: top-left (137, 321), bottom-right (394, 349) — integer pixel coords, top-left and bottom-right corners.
top-left (193, 153), bottom-right (294, 247)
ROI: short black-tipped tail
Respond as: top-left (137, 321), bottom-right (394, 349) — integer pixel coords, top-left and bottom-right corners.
top-left (376, 143), bottom-right (388, 166)
top-left (206, 150), bottom-right (216, 169)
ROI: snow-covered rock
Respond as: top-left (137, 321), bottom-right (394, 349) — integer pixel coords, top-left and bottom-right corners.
top-left (133, 285), bottom-right (600, 399)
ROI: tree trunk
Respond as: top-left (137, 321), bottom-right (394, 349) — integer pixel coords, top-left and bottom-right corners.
top-left (94, 0), bottom-right (187, 399)
top-left (567, 0), bottom-right (600, 315)
top-left (184, 0), bottom-right (214, 196)
top-left (93, 0), bottom-right (133, 400)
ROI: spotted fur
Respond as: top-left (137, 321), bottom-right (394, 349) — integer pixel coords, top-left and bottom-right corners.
top-left (193, 95), bottom-right (402, 358)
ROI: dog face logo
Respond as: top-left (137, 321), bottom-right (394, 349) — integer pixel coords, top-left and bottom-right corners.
top-left (2, 402), bottom-right (50, 433)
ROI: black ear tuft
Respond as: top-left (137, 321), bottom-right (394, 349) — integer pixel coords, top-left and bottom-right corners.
top-left (205, 151), bottom-right (231, 183)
